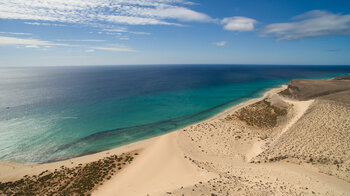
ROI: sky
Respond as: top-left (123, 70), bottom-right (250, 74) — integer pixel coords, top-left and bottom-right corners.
top-left (0, 0), bottom-right (350, 66)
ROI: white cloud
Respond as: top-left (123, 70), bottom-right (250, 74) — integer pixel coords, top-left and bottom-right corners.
top-left (91, 46), bottom-right (135, 52)
top-left (0, 36), bottom-right (70, 48)
top-left (103, 28), bottom-right (128, 33)
top-left (0, 31), bottom-right (32, 35)
top-left (221, 16), bottom-right (257, 31)
top-left (213, 41), bottom-right (227, 46)
top-left (130, 31), bottom-right (151, 35)
top-left (97, 15), bottom-right (173, 25)
top-left (23, 22), bottom-right (41, 26)
top-left (261, 10), bottom-right (350, 40)
top-left (56, 39), bottom-right (106, 42)
top-left (25, 44), bottom-right (39, 48)
top-left (121, 5), bottom-right (212, 22)
top-left (24, 22), bottom-right (66, 26)
top-left (103, 28), bottom-right (151, 35)
top-left (102, 28), bottom-right (151, 38)
top-left (0, 35), bottom-right (137, 53)
top-left (0, 0), bottom-right (212, 26)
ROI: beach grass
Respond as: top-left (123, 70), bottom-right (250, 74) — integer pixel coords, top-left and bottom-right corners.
top-left (0, 152), bottom-right (137, 196)
top-left (227, 99), bottom-right (288, 129)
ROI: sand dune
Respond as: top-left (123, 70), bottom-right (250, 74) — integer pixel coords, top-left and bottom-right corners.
top-left (93, 131), bottom-right (217, 196)
top-left (268, 98), bottom-right (314, 147)
top-left (254, 99), bottom-right (350, 182)
top-left (172, 81), bottom-right (350, 195)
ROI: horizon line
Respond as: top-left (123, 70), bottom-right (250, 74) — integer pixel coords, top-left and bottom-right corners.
top-left (1, 63), bottom-right (350, 68)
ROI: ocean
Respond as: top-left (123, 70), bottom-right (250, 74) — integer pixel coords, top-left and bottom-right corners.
top-left (0, 65), bottom-right (349, 163)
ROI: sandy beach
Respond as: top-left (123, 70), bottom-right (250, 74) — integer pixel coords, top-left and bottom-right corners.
top-left (1, 77), bottom-right (350, 195)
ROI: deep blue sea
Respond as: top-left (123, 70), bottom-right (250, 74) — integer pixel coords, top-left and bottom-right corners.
top-left (0, 65), bottom-right (349, 163)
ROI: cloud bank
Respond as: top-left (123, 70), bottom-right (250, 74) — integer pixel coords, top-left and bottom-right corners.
top-left (0, 36), bottom-right (69, 48)
top-left (261, 10), bottom-right (350, 40)
top-left (0, 35), bottom-right (135, 52)
top-left (0, 0), bottom-right (212, 26)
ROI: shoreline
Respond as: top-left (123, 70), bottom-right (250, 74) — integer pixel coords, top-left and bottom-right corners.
top-left (92, 85), bottom-right (288, 196)
top-left (0, 84), bottom-right (278, 165)
top-left (2, 77), bottom-right (350, 195)
top-left (0, 85), bottom-right (285, 182)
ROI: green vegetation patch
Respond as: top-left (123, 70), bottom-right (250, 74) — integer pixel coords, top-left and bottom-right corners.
top-left (278, 88), bottom-right (292, 97)
top-left (0, 153), bottom-right (136, 196)
top-left (228, 99), bottom-right (287, 129)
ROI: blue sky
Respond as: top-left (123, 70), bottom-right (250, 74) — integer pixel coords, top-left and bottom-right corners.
top-left (0, 0), bottom-right (350, 66)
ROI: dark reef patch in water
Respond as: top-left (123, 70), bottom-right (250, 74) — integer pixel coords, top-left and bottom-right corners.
top-left (47, 88), bottom-right (264, 163)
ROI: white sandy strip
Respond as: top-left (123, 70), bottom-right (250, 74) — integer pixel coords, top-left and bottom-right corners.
top-left (247, 98), bottom-right (314, 161)
top-left (93, 131), bottom-right (217, 196)
top-left (272, 98), bottom-right (314, 145)
top-left (243, 89), bottom-right (313, 162)
top-left (0, 137), bottom-right (156, 182)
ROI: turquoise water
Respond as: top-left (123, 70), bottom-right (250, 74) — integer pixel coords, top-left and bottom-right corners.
top-left (0, 65), bottom-right (349, 163)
